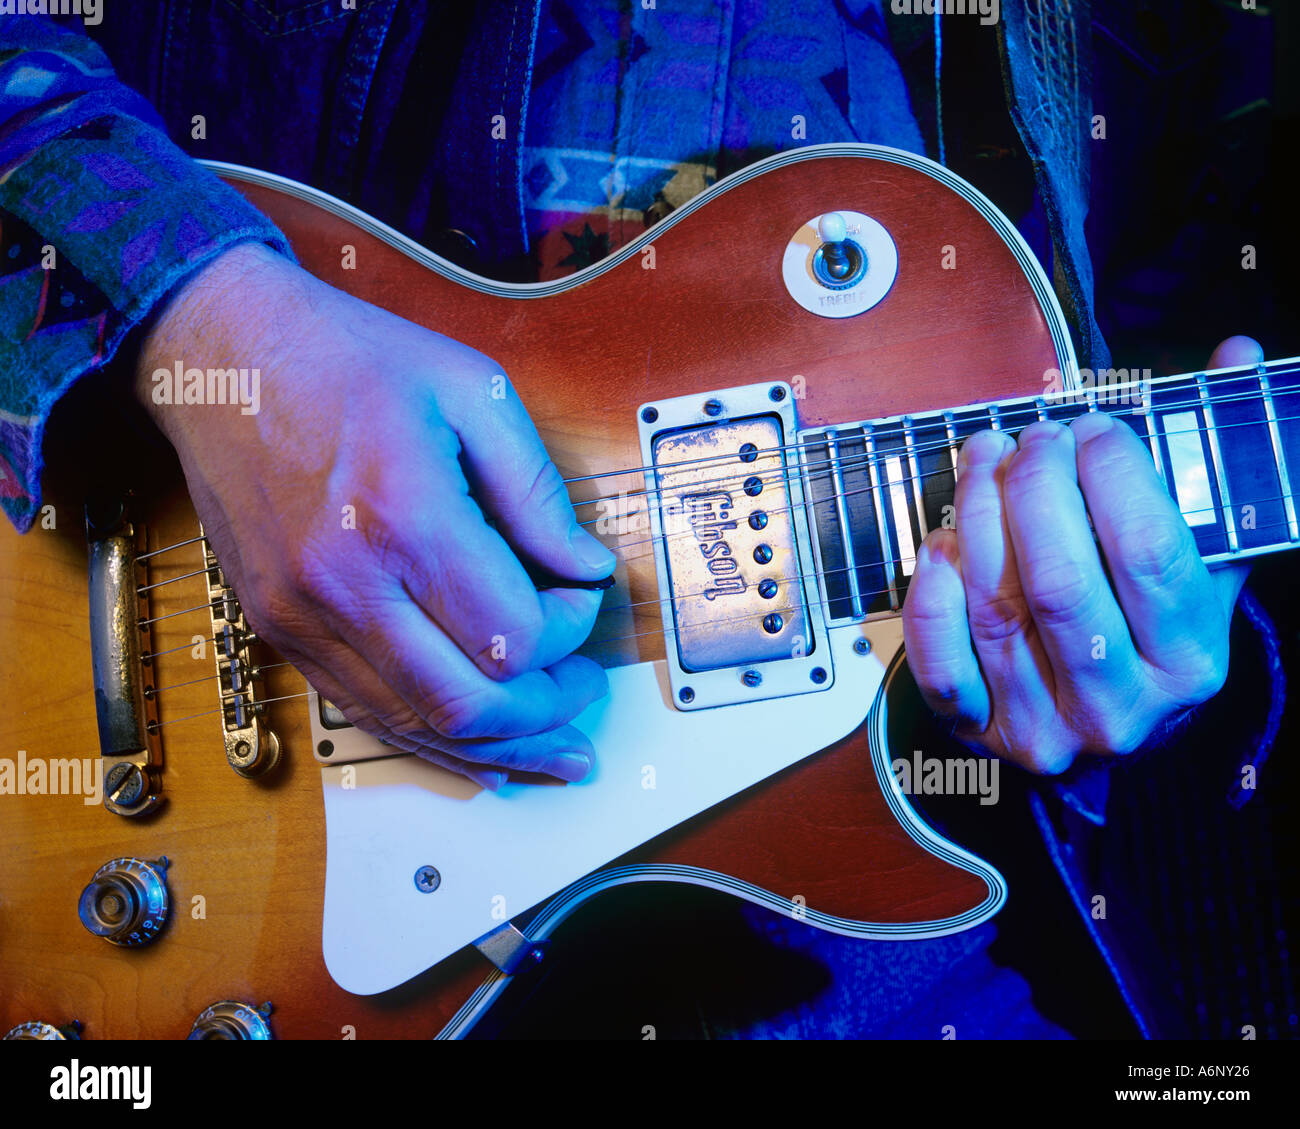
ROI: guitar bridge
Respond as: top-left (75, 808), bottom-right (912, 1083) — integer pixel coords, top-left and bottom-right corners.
top-left (201, 533), bottom-right (281, 778)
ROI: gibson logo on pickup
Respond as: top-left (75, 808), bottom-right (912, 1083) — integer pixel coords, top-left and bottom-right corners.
top-left (683, 491), bottom-right (746, 600)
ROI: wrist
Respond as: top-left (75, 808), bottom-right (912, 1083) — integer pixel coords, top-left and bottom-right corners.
top-left (133, 241), bottom-right (296, 434)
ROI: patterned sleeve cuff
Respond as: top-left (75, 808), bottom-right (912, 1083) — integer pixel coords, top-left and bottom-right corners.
top-left (0, 111), bottom-right (293, 531)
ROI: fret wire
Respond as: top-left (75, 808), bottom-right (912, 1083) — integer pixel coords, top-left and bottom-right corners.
top-left (1195, 372), bottom-right (1238, 552)
top-left (1139, 383), bottom-right (1167, 487)
top-left (987, 403), bottom-right (1002, 431)
top-left (901, 416), bottom-right (929, 542)
top-left (862, 423), bottom-right (898, 611)
top-left (824, 429), bottom-right (865, 618)
top-left (1034, 396), bottom-right (1048, 423)
top-left (1257, 372), bottom-right (1299, 540)
top-left (942, 410), bottom-right (960, 484)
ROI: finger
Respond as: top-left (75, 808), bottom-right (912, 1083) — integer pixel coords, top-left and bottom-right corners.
top-left (1205, 336), bottom-right (1259, 618)
top-left (902, 529), bottom-right (991, 730)
top-left (357, 594), bottom-right (610, 742)
top-left (446, 365), bottom-right (616, 582)
top-left (394, 475), bottom-right (604, 678)
top-left (1208, 335), bottom-right (1264, 370)
top-left (294, 638), bottom-right (596, 783)
top-left (1000, 421), bottom-right (1145, 716)
top-left (412, 725), bottom-right (596, 782)
top-left (952, 429), bottom-right (1060, 742)
top-left (1072, 411), bottom-right (1225, 690)
top-left (288, 651), bottom-right (511, 790)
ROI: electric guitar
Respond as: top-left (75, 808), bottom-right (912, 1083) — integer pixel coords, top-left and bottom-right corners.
top-left (2, 143), bottom-right (1295, 1039)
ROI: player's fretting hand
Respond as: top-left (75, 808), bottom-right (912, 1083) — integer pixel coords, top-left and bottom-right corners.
top-left (902, 336), bottom-right (1260, 772)
top-left (136, 243), bottom-right (615, 790)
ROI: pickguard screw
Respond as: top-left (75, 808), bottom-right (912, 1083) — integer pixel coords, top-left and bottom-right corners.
top-left (810, 667), bottom-right (827, 684)
top-left (853, 638), bottom-right (871, 655)
top-left (769, 386), bottom-right (786, 402)
top-left (704, 398), bottom-right (723, 417)
top-left (414, 865), bottom-right (441, 893)
top-left (678, 687), bottom-right (695, 704)
top-left (641, 406), bottom-right (658, 423)
top-left (742, 670), bottom-right (762, 688)
top-left (317, 740), bottom-right (334, 757)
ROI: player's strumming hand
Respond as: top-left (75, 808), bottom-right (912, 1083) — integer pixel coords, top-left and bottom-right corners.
top-left (902, 336), bottom-right (1260, 773)
top-left (135, 243), bottom-right (615, 790)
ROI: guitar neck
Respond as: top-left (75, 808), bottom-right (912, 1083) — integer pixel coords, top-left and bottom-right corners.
top-left (801, 357), bottom-right (1300, 622)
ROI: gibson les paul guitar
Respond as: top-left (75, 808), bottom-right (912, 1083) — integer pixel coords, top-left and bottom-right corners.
top-left (2, 144), bottom-right (1296, 1039)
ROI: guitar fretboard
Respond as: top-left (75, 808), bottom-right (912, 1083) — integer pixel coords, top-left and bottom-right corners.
top-left (800, 358), bottom-right (1300, 623)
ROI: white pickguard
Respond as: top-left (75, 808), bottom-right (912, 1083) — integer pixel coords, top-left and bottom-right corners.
top-left (318, 621), bottom-right (898, 995)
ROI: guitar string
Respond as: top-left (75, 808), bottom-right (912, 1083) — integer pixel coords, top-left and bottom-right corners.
top-left (556, 369), bottom-right (1300, 491)
top-left (129, 417), bottom-right (1300, 627)
top-left (130, 396), bottom-right (1300, 596)
top-left (141, 633), bottom-right (260, 662)
top-left (582, 502), bottom-right (1300, 646)
top-left (144, 660), bottom-right (293, 699)
top-left (143, 500), bottom-right (1300, 729)
top-left (581, 408), bottom-right (1300, 575)
top-left (139, 495), bottom-right (1300, 710)
top-left (130, 376), bottom-right (1300, 567)
top-left (567, 384), bottom-right (1300, 517)
top-left (134, 368), bottom-right (1300, 724)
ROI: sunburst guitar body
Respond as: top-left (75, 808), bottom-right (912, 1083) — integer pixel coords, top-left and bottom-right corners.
top-left (0, 144), bottom-right (1081, 1038)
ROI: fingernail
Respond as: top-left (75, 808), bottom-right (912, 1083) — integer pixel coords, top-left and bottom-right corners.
top-left (549, 751), bottom-right (593, 782)
top-left (471, 769), bottom-right (508, 792)
top-left (1018, 419), bottom-right (1068, 446)
top-left (570, 526), bottom-right (616, 575)
top-left (1070, 411), bottom-right (1115, 443)
top-left (958, 428), bottom-right (1013, 470)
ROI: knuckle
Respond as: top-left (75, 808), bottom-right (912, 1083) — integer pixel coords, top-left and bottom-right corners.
top-left (1086, 714), bottom-right (1144, 757)
top-left (917, 665), bottom-right (970, 710)
top-left (1003, 448), bottom-right (1065, 502)
top-left (1112, 518), bottom-right (1195, 590)
top-left (1005, 732), bottom-right (1078, 775)
top-left (968, 592), bottom-right (1034, 644)
top-left (903, 575), bottom-right (957, 626)
top-left (1173, 644), bottom-right (1229, 704)
top-left (1023, 561), bottom-right (1098, 625)
top-left (518, 457), bottom-right (571, 517)
top-left (424, 687), bottom-right (496, 740)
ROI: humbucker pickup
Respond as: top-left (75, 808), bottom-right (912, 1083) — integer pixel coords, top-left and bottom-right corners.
top-left (638, 383), bottom-right (832, 710)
